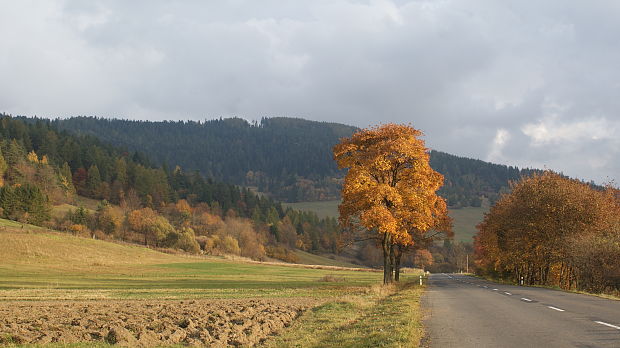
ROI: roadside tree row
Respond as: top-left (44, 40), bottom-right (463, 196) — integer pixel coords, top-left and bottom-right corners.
top-left (474, 172), bottom-right (620, 293)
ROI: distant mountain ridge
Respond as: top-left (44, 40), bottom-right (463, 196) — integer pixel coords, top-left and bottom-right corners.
top-left (28, 116), bottom-right (538, 207)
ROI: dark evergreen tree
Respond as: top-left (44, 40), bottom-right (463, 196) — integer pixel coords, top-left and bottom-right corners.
top-left (0, 184), bottom-right (50, 224)
top-left (86, 164), bottom-right (102, 197)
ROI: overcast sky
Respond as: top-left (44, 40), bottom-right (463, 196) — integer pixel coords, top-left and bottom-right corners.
top-left (1, 1), bottom-right (619, 184)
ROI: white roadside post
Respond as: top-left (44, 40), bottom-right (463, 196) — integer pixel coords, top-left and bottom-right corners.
top-left (466, 254), bottom-right (469, 273)
top-left (420, 275), bottom-right (423, 285)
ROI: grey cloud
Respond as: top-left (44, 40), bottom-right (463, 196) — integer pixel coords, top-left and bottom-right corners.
top-left (1, 0), bottom-right (619, 183)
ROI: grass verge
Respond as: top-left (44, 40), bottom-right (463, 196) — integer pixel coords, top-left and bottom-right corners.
top-left (261, 281), bottom-right (424, 348)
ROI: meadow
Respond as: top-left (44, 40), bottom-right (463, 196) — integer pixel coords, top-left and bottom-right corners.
top-left (284, 200), bottom-right (488, 243)
top-left (0, 220), bottom-right (425, 347)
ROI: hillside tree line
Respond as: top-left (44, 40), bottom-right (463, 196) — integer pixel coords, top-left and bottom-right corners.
top-left (0, 115), bottom-right (343, 262)
top-left (36, 115), bottom-right (541, 207)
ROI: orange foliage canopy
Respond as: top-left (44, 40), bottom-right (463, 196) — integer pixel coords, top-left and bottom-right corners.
top-left (334, 123), bottom-right (449, 249)
top-left (474, 171), bottom-right (620, 291)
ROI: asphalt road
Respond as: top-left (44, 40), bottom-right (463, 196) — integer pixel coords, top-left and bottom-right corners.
top-left (422, 273), bottom-right (620, 348)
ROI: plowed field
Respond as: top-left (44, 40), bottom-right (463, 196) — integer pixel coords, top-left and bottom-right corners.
top-left (0, 298), bottom-right (321, 347)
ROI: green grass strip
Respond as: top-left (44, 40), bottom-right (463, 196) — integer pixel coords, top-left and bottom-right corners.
top-left (262, 281), bottom-right (424, 348)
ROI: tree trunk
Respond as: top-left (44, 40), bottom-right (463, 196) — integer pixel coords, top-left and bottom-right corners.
top-left (559, 262), bottom-right (565, 289)
top-left (394, 245), bottom-right (402, 282)
top-left (390, 243), bottom-right (395, 281)
top-left (382, 233), bottom-right (393, 284)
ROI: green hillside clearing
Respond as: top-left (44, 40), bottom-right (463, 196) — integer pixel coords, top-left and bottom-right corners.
top-left (283, 200), bottom-right (341, 219)
top-left (284, 200), bottom-right (488, 243)
top-left (294, 250), bottom-right (362, 268)
top-left (448, 205), bottom-right (488, 242)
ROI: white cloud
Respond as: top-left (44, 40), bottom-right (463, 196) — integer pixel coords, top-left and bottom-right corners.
top-left (522, 117), bottom-right (616, 146)
top-left (487, 128), bottom-right (510, 162)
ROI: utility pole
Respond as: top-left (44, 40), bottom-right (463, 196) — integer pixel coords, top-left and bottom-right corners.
top-left (466, 254), bottom-right (469, 273)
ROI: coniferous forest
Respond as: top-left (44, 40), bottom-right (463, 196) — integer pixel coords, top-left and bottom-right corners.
top-left (33, 116), bottom-right (539, 207)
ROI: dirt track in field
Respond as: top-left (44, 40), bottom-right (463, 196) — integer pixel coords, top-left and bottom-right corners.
top-left (0, 298), bottom-right (320, 347)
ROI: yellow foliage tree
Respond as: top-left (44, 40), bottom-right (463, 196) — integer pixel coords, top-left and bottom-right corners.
top-left (334, 124), bottom-right (449, 283)
top-left (27, 150), bottom-right (39, 163)
top-left (127, 207), bottom-right (175, 247)
top-left (174, 199), bottom-right (193, 226)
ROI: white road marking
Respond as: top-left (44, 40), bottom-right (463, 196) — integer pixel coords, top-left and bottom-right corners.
top-left (595, 321), bottom-right (620, 330)
top-left (492, 288), bottom-right (499, 291)
top-left (521, 298), bottom-right (532, 302)
top-left (504, 292), bottom-right (512, 295)
top-left (547, 306), bottom-right (565, 312)
top-left (483, 286), bottom-right (488, 288)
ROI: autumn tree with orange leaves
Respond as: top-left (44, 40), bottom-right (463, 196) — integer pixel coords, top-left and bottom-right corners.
top-left (474, 172), bottom-right (620, 292)
top-left (334, 124), bottom-right (451, 284)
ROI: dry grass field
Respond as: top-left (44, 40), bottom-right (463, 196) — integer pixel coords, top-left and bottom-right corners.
top-left (0, 221), bottom-right (425, 347)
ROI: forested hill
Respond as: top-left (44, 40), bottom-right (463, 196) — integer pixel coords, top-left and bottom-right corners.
top-left (51, 117), bottom-right (355, 182)
top-left (0, 114), bottom-right (345, 260)
top-left (0, 114), bottom-right (289, 217)
top-left (30, 116), bottom-right (537, 207)
top-left (429, 151), bottom-right (538, 207)
top-left (45, 116), bottom-right (354, 202)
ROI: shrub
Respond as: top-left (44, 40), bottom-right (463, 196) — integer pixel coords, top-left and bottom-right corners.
top-left (238, 226), bottom-right (266, 260)
top-left (318, 274), bottom-right (346, 282)
top-left (221, 236), bottom-right (241, 255)
top-left (175, 227), bottom-right (201, 254)
top-left (162, 227), bottom-right (201, 254)
top-left (68, 224), bottom-right (89, 236)
top-left (203, 235), bottom-right (220, 253)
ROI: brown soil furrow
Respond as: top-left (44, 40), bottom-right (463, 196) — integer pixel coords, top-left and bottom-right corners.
top-left (0, 298), bottom-right (321, 347)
